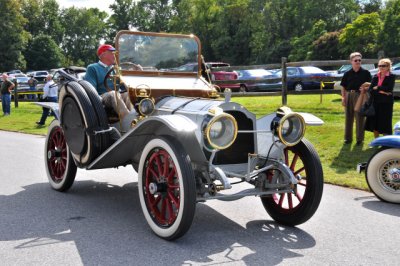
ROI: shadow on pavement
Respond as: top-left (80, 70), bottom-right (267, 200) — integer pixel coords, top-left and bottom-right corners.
top-left (0, 181), bottom-right (317, 265)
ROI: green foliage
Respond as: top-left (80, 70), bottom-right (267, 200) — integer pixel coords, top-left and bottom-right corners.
top-left (2, 0), bottom-right (400, 72)
top-left (310, 31), bottom-right (342, 60)
top-left (379, 0), bottom-right (400, 57)
top-left (107, 0), bottom-right (135, 43)
top-left (0, 0), bottom-right (28, 72)
top-left (339, 12), bottom-right (382, 57)
top-left (25, 34), bottom-right (64, 70)
top-left (289, 20), bottom-right (327, 61)
top-left (131, 0), bottom-right (172, 32)
top-left (60, 7), bottom-right (108, 67)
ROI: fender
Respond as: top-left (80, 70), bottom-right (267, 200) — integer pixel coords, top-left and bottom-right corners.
top-left (369, 135), bottom-right (400, 148)
top-left (87, 114), bottom-right (207, 170)
top-left (34, 102), bottom-right (60, 120)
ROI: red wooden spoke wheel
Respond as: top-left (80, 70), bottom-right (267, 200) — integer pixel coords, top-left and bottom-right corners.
top-left (44, 120), bottom-right (77, 192)
top-left (261, 139), bottom-right (323, 226)
top-left (138, 137), bottom-right (196, 240)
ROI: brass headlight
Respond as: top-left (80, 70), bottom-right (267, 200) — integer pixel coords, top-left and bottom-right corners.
top-left (138, 98), bottom-right (155, 116)
top-left (276, 113), bottom-right (305, 146)
top-left (204, 113), bottom-right (238, 150)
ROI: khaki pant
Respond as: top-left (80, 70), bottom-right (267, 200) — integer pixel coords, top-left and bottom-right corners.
top-left (345, 91), bottom-right (365, 142)
top-left (101, 91), bottom-right (133, 119)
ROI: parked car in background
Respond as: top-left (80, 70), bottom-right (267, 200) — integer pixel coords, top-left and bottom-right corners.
top-left (331, 64), bottom-right (375, 78)
top-left (28, 70), bottom-right (49, 82)
top-left (208, 62), bottom-right (239, 92)
top-left (236, 69), bottom-right (280, 92)
top-left (7, 70), bottom-right (23, 75)
top-left (369, 62), bottom-right (400, 76)
top-left (172, 62), bottom-right (239, 91)
top-left (275, 66), bottom-right (334, 91)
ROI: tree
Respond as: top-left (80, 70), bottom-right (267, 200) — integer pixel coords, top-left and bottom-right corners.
top-left (379, 0), bottom-right (400, 57)
top-left (339, 12), bottom-right (382, 57)
top-left (60, 7), bottom-right (109, 66)
top-left (309, 31), bottom-right (341, 60)
top-left (21, 0), bottom-right (64, 43)
top-left (25, 34), bottom-right (64, 70)
top-left (131, 0), bottom-right (173, 32)
top-left (0, 0), bottom-right (28, 72)
top-left (289, 20), bottom-right (327, 61)
top-left (107, 0), bottom-right (135, 43)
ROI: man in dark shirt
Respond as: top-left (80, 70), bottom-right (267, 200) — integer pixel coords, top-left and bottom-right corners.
top-left (1, 74), bottom-right (15, 116)
top-left (340, 52), bottom-right (372, 145)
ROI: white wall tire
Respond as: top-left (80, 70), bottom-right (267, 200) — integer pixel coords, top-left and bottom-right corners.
top-left (138, 137), bottom-right (196, 240)
top-left (44, 120), bottom-right (77, 191)
top-left (366, 148), bottom-right (400, 203)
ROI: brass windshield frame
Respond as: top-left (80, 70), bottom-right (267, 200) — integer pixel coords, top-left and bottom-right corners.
top-left (115, 30), bottom-right (202, 78)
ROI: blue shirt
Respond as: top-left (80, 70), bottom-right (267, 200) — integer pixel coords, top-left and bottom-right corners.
top-left (83, 61), bottom-right (114, 95)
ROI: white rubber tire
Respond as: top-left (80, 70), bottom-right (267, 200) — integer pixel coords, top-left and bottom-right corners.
top-left (366, 148), bottom-right (400, 203)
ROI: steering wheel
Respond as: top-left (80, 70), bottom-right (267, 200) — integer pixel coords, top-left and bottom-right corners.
top-left (103, 66), bottom-right (119, 92)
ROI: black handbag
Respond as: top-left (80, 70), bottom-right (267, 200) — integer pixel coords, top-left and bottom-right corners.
top-left (359, 97), bottom-right (375, 117)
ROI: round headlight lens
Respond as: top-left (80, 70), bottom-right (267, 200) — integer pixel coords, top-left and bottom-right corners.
top-left (205, 114), bottom-right (237, 150)
top-left (277, 113), bottom-right (305, 146)
top-left (138, 98), bottom-right (154, 116)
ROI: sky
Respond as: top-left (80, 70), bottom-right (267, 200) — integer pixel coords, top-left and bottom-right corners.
top-left (56, 0), bottom-right (115, 14)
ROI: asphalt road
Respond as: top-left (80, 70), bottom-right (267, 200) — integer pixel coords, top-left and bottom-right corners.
top-left (0, 130), bottom-right (399, 265)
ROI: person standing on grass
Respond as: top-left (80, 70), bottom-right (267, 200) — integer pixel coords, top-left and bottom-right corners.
top-left (364, 58), bottom-right (395, 138)
top-left (340, 52), bottom-right (372, 145)
top-left (1, 73), bottom-right (15, 116)
top-left (27, 76), bottom-right (38, 100)
top-left (36, 75), bottom-right (57, 126)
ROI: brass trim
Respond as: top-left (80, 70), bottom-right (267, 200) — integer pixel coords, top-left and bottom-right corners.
top-left (138, 98), bottom-right (155, 116)
top-left (277, 113), bottom-right (305, 146)
top-left (204, 113), bottom-right (238, 150)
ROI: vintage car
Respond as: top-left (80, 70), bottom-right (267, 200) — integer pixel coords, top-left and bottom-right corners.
top-left (37, 31), bottom-right (324, 240)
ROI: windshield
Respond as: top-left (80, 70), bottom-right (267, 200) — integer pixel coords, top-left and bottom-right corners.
top-left (117, 32), bottom-right (200, 74)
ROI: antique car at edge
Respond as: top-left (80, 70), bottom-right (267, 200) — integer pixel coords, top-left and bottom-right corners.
top-left (357, 122), bottom-right (400, 204)
top-left (38, 31), bottom-right (324, 240)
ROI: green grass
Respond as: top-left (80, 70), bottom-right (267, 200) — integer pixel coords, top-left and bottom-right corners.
top-left (1, 95), bottom-right (399, 190)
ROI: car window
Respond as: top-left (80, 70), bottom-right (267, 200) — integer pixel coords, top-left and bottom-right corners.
top-left (287, 68), bottom-right (298, 76)
top-left (301, 67), bottom-right (325, 74)
top-left (35, 71), bottom-right (49, 76)
top-left (247, 69), bottom-right (273, 76)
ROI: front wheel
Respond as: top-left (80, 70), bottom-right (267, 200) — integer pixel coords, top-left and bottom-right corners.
top-left (239, 84), bottom-right (248, 92)
top-left (138, 137), bottom-right (196, 240)
top-left (44, 120), bottom-right (77, 191)
top-left (261, 139), bottom-right (324, 225)
top-left (366, 148), bottom-right (400, 203)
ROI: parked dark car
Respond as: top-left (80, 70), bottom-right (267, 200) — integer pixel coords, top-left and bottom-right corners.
top-left (236, 69), bottom-right (281, 92)
top-left (276, 66), bottom-right (334, 91)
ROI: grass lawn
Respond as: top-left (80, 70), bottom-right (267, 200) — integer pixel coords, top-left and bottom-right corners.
top-left (1, 94), bottom-right (399, 190)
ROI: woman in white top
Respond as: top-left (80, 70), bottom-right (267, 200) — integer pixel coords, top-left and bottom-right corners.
top-left (36, 75), bottom-right (58, 126)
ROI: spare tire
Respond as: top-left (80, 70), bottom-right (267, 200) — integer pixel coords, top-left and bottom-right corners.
top-left (78, 80), bottom-right (115, 150)
top-left (59, 81), bottom-right (101, 166)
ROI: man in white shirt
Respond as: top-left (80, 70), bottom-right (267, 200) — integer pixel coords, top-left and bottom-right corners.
top-left (36, 75), bottom-right (58, 126)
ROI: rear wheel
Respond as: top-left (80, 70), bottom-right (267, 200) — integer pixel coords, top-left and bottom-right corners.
top-left (138, 137), bottom-right (196, 240)
top-left (366, 148), bottom-right (400, 203)
top-left (45, 120), bottom-right (77, 191)
top-left (261, 139), bottom-right (323, 225)
top-left (294, 82), bottom-right (304, 92)
top-left (239, 85), bottom-right (248, 92)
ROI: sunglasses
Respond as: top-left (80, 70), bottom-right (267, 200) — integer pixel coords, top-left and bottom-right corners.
top-left (378, 65), bottom-right (388, 68)
top-left (353, 59), bottom-right (361, 62)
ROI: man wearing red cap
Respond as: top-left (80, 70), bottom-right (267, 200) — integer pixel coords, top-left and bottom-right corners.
top-left (84, 44), bottom-right (133, 119)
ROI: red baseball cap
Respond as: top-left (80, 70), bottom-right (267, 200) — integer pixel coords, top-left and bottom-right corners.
top-left (97, 44), bottom-right (116, 56)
